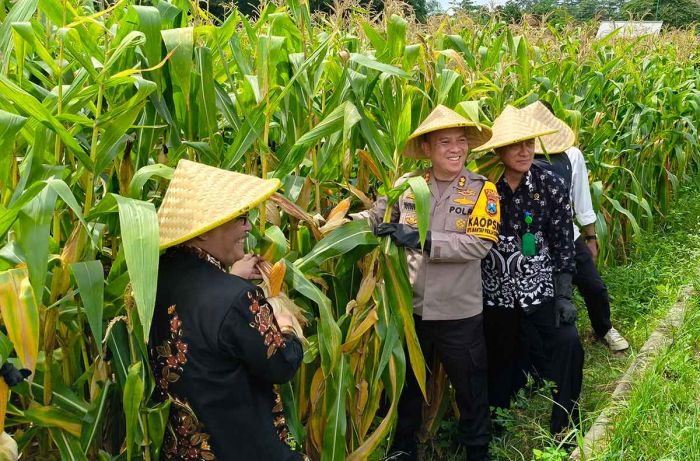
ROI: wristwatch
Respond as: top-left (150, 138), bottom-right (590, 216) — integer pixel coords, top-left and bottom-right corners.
top-left (584, 234), bottom-right (597, 242)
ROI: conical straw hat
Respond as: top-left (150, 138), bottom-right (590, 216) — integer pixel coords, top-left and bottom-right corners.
top-left (471, 105), bottom-right (558, 155)
top-left (520, 101), bottom-right (576, 154)
top-left (404, 105), bottom-right (492, 159)
top-left (157, 159), bottom-right (281, 250)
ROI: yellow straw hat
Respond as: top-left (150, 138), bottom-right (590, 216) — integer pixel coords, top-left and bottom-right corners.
top-left (471, 105), bottom-right (558, 155)
top-left (404, 104), bottom-right (492, 159)
top-left (157, 159), bottom-right (281, 250)
top-left (520, 101), bottom-right (576, 154)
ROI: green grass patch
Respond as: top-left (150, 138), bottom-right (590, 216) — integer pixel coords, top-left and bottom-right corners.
top-left (594, 294), bottom-right (700, 460)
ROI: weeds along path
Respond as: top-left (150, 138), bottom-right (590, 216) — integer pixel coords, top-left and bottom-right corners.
top-left (484, 183), bottom-right (700, 461)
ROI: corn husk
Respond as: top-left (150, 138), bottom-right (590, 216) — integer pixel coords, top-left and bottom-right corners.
top-left (0, 432), bottom-right (18, 461)
top-left (257, 261), bottom-right (307, 342)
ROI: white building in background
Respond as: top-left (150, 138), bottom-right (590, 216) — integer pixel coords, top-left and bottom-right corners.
top-left (596, 21), bottom-right (664, 38)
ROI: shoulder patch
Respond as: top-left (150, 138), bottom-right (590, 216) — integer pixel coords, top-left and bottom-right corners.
top-left (466, 181), bottom-right (500, 242)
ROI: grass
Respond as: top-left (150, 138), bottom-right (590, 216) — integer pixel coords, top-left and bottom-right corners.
top-left (593, 293), bottom-right (700, 460)
top-left (416, 181), bottom-right (700, 460)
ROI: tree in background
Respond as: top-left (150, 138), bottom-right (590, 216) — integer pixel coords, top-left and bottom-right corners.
top-left (622, 0), bottom-right (700, 28)
top-left (496, 1), bottom-right (524, 22)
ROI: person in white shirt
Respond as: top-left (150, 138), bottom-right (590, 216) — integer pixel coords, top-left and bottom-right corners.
top-left (526, 101), bottom-right (630, 352)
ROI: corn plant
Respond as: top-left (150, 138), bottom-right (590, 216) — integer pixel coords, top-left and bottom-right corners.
top-left (0, 0), bottom-right (698, 459)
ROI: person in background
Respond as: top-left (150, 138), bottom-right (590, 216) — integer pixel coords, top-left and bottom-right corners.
top-left (355, 105), bottom-right (498, 461)
top-left (151, 159), bottom-right (306, 460)
top-left (474, 106), bottom-right (584, 436)
top-left (524, 100), bottom-right (630, 352)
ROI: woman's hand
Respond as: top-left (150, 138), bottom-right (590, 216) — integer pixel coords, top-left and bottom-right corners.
top-left (231, 254), bottom-right (262, 280)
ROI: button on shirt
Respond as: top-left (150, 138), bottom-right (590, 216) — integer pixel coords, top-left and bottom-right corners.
top-left (482, 164), bottom-right (575, 314)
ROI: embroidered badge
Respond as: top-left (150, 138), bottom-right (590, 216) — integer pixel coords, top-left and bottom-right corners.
top-left (456, 188), bottom-right (477, 197)
top-left (453, 197), bottom-right (476, 206)
top-left (455, 219), bottom-right (467, 230)
top-left (405, 215), bottom-right (418, 226)
top-left (423, 171), bottom-right (431, 183)
top-left (458, 176), bottom-right (466, 188)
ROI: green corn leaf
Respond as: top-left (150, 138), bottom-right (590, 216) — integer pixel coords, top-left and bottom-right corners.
top-left (349, 53), bottom-right (408, 78)
top-left (195, 46), bottom-right (218, 138)
top-left (123, 362), bottom-right (144, 461)
top-left (380, 239), bottom-right (426, 399)
top-left (145, 401), bottom-right (170, 460)
top-left (80, 380), bottom-right (112, 452)
top-left (321, 354), bottom-right (349, 461)
top-left (0, 76), bottom-right (90, 169)
top-left (49, 428), bottom-right (88, 461)
top-left (284, 260), bottom-right (341, 374)
top-left (0, 0), bottom-right (39, 71)
top-left (295, 220), bottom-right (377, 272)
top-left (23, 406), bottom-right (82, 436)
top-left (113, 194), bottom-right (159, 345)
top-left (0, 268), bottom-right (39, 374)
top-left (161, 27), bottom-right (194, 106)
top-left (0, 110), bottom-right (27, 189)
top-left (127, 164), bottom-right (174, 199)
top-left (70, 261), bottom-right (105, 353)
top-left (16, 185), bottom-right (56, 302)
top-left (406, 176), bottom-right (430, 250)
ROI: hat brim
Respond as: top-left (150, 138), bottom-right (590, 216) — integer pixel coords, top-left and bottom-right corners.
top-left (404, 125), bottom-right (493, 159)
top-left (472, 128), bottom-right (558, 155)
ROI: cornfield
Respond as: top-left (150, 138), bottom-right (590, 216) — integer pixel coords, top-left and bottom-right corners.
top-left (0, 0), bottom-right (698, 458)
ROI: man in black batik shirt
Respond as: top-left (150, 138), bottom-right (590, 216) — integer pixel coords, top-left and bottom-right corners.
top-left (473, 106), bottom-right (584, 436)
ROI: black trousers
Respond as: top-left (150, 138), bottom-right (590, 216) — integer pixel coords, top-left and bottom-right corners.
top-left (394, 314), bottom-right (491, 453)
top-left (573, 236), bottom-right (613, 337)
top-left (483, 301), bottom-right (584, 434)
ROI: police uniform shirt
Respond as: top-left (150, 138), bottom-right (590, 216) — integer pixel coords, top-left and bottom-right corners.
top-left (362, 167), bottom-right (501, 321)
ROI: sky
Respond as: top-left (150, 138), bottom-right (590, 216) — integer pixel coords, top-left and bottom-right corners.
top-left (437, 0), bottom-right (508, 11)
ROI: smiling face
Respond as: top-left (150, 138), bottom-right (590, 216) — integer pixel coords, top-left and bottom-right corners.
top-left (421, 127), bottom-right (469, 181)
top-left (497, 139), bottom-right (536, 175)
top-left (188, 214), bottom-right (251, 267)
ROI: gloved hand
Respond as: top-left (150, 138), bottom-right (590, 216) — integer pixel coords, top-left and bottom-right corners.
top-left (553, 272), bottom-right (577, 327)
top-left (0, 363), bottom-right (31, 386)
top-left (375, 223), bottom-right (431, 252)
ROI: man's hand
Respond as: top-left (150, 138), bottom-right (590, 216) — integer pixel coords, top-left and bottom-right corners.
top-left (375, 223), bottom-right (431, 252)
top-left (231, 254), bottom-right (262, 279)
top-left (586, 239), bottom-right (598, 261)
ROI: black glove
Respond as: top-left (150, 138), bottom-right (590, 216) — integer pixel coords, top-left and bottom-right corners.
top-left (374, 223), bottom-right (431, 252)
top-left (0, 363), bottom-right (31, 386)
top-left (553, 272), bottom-right (577, 327)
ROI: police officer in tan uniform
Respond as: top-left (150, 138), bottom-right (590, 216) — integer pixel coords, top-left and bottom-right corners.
top-left (357, 106), bottom-right (499, 461)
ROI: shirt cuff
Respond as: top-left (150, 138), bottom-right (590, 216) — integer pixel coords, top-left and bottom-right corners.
top-left (576, 210), bottom-right (597, 227)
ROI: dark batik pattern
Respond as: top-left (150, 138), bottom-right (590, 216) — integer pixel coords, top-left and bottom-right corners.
top-left (153, 304), bottom-right (216, 460)
top-left (247, 289), bottom-right (286, 359)
top-left (482, 164), bottom-right (575, 313)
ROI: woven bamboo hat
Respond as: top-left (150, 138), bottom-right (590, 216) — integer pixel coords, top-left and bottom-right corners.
top-left (404, 105), bottom-right (492, 159)
top-left (521, 101), bottom-right (576, 154)
top-left (157, 160), bottom-right (281, 250)
top-left (471, 105), bottom-right (558, 154)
